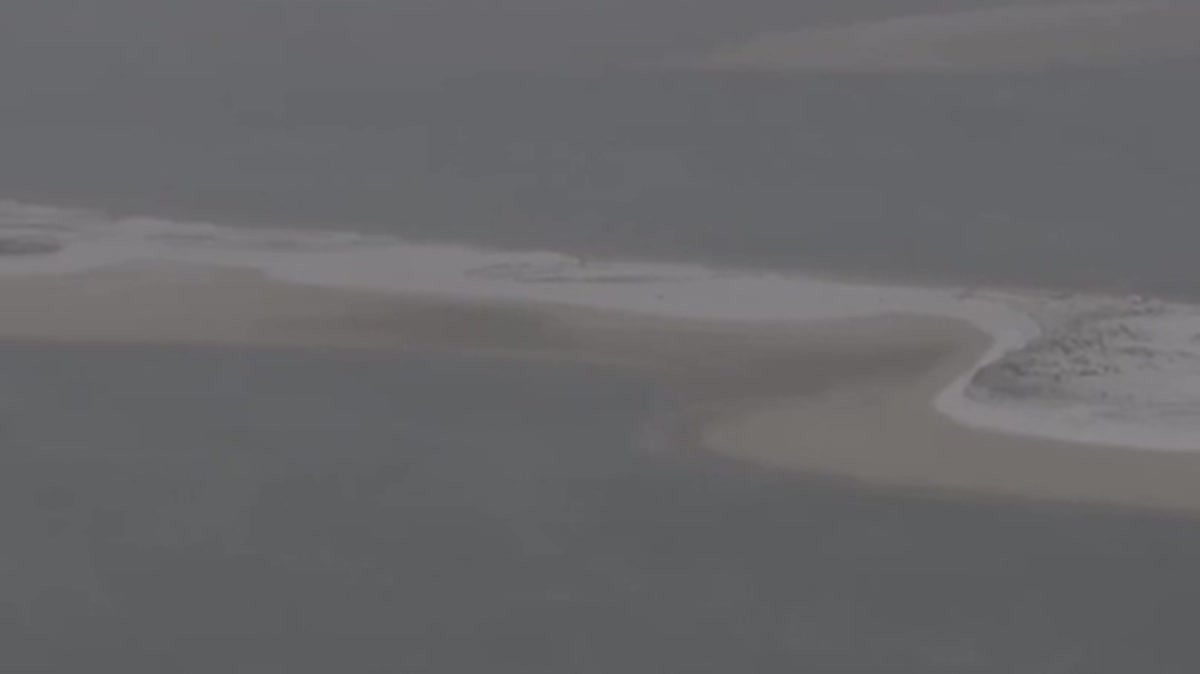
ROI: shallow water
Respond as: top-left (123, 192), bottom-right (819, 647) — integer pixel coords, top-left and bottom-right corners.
top-left (4, 341), bottom-right (1200, 672)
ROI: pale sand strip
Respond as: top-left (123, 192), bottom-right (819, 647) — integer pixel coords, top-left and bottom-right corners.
top-left (7, 266), bottom-right (1200, 513)
top-left (0, 266), bottom-right (583, 353)
top-left (701, 317), bottom-right (1200, 514)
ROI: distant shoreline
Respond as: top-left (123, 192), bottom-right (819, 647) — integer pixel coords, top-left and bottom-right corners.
top-left (3, 198), bottom-right (1200, 510)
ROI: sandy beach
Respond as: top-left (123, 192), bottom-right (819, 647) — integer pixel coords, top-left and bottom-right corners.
top-left (7, 263), bottom-right (1200, 515)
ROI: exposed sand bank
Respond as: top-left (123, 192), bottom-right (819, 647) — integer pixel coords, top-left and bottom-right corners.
top-left (0, 265), bottom-right (411, 349)
top-left (6, 200), bottom-right (1200, 451)
top-left (6, 265), bottom-right (1200, 514)
top-left (701, 317), bottom-right (1200, 514)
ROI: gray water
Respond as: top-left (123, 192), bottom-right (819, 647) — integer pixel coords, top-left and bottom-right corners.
top-left (5, 341), bottom-right (1200, 673)
top-left (4, 67), bottom-right (1200, 297)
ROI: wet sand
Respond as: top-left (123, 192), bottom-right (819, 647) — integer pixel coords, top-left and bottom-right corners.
top-left (4, 266), bottom-right (1200, 513)
top-left (701, 319), bottom-right (1200, 513)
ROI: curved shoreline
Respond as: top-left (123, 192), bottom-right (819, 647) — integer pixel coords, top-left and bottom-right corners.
top-left (3, 199), bottom-right (1200, 452)
top-left (696, 315), bottom-right (1200, 514)
top-left (6, 262), bottom-right (1200, 511)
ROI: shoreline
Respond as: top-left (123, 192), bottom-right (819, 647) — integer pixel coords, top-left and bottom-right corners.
top-left (2, 199), bottom-right (1200, 507)
top-left (5, 203), bottom-right (1198, 452)
top-left (6, 265), bottom-right (1200, 513)
top-left (696, 320), bottom-right (1200, 515)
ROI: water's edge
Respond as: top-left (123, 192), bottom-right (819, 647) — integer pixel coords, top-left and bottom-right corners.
top-left (3, 199), bottom-right (1199, 451)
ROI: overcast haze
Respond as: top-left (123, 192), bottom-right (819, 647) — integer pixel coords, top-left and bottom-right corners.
top-left (9, 4), bottom-right (1200, 672)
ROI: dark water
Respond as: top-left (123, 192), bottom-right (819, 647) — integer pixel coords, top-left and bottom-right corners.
top-left (4, 68), bottom-right (1200, 296)
top-left (4, 341), bottom-right (1200, 672)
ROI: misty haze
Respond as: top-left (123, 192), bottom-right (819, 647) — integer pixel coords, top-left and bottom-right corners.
top-left (4, 1), bottom-right (1200, 672)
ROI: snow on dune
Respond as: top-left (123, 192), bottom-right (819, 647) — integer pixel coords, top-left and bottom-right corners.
top-left (2, 200), bottom-right (1199, 451)
top-left (700, 2), bottom-right (1200, 72)
top-left (940, 294), bottom-right (1200, 450)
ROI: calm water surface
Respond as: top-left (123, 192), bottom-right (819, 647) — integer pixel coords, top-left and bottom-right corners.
top-left (3, 69), bottom-right (1200, 296)
top-left (3, 342), bottom-right (1200, 672)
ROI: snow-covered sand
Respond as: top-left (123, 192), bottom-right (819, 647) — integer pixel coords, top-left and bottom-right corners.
top-left (3, 200), bottom-right (1199, 451)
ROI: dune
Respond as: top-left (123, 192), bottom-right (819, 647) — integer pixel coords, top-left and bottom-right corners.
top-left (701, 1), bottom-right (1200, 72)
